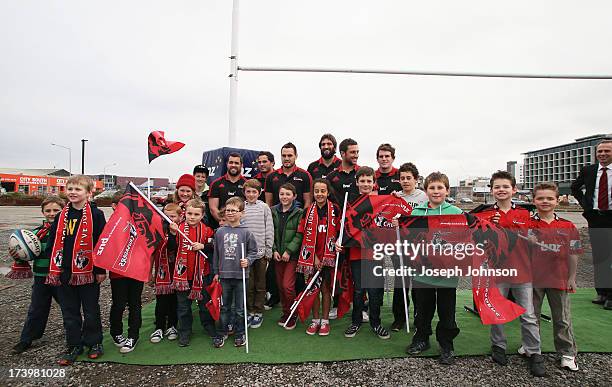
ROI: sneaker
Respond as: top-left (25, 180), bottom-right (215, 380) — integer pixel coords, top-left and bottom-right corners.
top-left (87, 343), bottom-right (104, 360)
top-left (344, 323), bottom-right (361, 338)
top-left (529, 354), bottom-right (546, 377)
top-left (517, 345), bottom-right (527, 356)
top-left (250, 314), bottom-right (263, 329)
top-left (373, 325), bottom-right (390, 340)
top-left (227, 324), bottom-right (235, 336)
top-left (120, 338), bottom-right (138, 354)
top-left (213, 336), bottom-right (225, 348)
top-left (165, 326), bottom-right (178, 341)
top-left (265, 291), bottom-right (271, 302)
top-left (362, 311), bottom-right (369, 323)
top-left (284, 317), bottom-right (297, 330)
top-left (58, 346), bottom-right (83, 366)
top-left (112, 334), bottom-right (128, 348)
top-left (247, 314), bottom-right (254, 327)
top-left (150, 329), bottom-right (163, 343)
top-left (390, 321), bottom-right (404, 332)
top-left (234, 334), bottom-right (246, 347)
top-left (491, 345), bottom-right (508, 366)
top-left (264, 304), bottom-right (273, 311)
top-left (406, 340), bottom-right (430, 355)
top-left (561, 355), bottom-right (579, 372)
top-left (12, 341), bottom-right (31, 354)
top-left (178, 335), bottom-right (190, 347)
top-left (439, 348), bottom-right (455, 365)
top-left (277, 315), bottom-right (289, 327)
top-left (318, 321), bottom-right (331, 336)
top-left (329, 307), bottom-right (338, 320)
top-left (306, 320), bottom-right (320, 335)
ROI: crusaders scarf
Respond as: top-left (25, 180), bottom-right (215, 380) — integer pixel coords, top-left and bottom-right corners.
top-left (46, 203), bottom-right (94, 286)
top-left (173, 222), bottom-right (210, 300)
top-left (153, 235), bottom-right (173, 295)
top-left (205, 280), bottom-right (223, 321)
top-left (297, 201), bottom-right (337, 275)
top-left (6, 222), bottom-right (51, 279)
top-left (93, 183), bottom-right (167, 282)
top-left (148, 131), bottom-right (185, 163)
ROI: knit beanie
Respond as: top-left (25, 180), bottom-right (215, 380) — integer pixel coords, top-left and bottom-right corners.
top-left (176, 174), bottom-right (196, 191)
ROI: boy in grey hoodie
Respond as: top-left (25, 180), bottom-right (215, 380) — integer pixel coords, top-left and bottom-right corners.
top-left (212, 197), bottom-right (258, 348)
top-left (242, 179), bottom-right (274, 328)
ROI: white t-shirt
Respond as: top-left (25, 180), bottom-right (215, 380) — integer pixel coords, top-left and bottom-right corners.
top-left (398, 189), bottom-right (428, 211)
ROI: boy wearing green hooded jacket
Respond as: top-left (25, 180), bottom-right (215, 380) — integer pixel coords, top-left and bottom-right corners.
top-left (407, 172), bottom-right (462, 366)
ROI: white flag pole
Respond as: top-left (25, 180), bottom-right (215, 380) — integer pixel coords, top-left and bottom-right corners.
top-left (395, 215), bottom-right (410, 334)
top-left (241, 243), bottom-right (249, 354)
top-left (228, 0), bottom-right (240, 146)
top-left (331, 192), bottom-right (349, 297)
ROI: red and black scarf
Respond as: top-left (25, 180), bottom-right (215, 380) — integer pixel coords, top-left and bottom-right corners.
top-left (173, 222), bottom-right (210, 300)
top-left (154, 234), bottom-right (174, 295)
top-left (6, 222), bottom-right (52, 279)
top-left (46, 203), bottom-right (94, 286)
top-left (297, 201), bottom-right (337, 275)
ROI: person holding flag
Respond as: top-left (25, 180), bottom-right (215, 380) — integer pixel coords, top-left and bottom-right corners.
top-left (296, 179), bottom-right (341, 336)
top-left (173, 174), bottom-right (198, 220)
top-left (473, 171), bottom-right (544, 377)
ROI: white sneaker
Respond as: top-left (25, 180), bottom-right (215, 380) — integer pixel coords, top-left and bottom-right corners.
top-left (165, 326), bottom-right (178, 341)
top-left (120, 338), bottom-right (138, 354)
top-left (112, 334), bottom-right (128, 348)
top-left (362, 311), bottom-right (369, 323)
top-left (329, 307), bottom-right (338, 320)
top-left (561, 355), bottom-right (579, 371)
top-left (517, 346), bottom-right (526, 356)
top-left (150, 329), bottom-right (163, 343)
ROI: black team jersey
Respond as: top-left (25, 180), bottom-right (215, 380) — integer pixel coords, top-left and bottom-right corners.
top-left (375, 167), bottom-right (401, 195)
top-left (326, 165), bottom-right (360, 209)
top-left (253, 171), bottom-right (269, 201)
top-left (307, 156), bottom-right (342, 180)
top-left (265, 166), bottom-right (312, 208)
top-left (208, 173), bottom-right (246, 207)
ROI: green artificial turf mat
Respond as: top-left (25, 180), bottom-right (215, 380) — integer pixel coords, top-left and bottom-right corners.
top-left (85, 289), bottom-right (610, 365)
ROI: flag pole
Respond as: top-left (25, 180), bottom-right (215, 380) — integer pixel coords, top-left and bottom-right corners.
top-left (331, 192), bottom-right (349, 297)
top-left (241, 243), bottom-right (249, 353)
top-left (228, 0), bottom-right (240, 146)
top-left (395, 215), bottom-right (410, 334)
top-left (129, 182), bottom-right (208, 258)
top-left (147, 164), bottom-right (151, 199)
top-left (284, 270), bottom-right (321, 327)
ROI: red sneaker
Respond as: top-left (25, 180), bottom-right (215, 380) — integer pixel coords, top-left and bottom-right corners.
top-left (306, 320), bottom-right (320, 335)
top-left (284, 317), bottom-right (297, 330)
top-left (277, 315), bottom-right (289, 327)
top-left (318, 321), bottom-right (331, 336)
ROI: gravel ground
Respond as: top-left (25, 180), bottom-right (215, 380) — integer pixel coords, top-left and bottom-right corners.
top-left (0, 207), bottom-right (610, 386)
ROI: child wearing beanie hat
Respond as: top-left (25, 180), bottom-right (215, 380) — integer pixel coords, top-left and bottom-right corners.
top-left (173, 174), bottom-right (197, 220)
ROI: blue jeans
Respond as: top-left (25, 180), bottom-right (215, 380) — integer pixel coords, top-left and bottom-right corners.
top-left (219, 278), bottom-right (247, 336)
top-left (176, 275), bottom-right (217, 340)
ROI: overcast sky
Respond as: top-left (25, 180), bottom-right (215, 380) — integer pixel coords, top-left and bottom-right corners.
top-left (1, 1), bottom-right (611, 185)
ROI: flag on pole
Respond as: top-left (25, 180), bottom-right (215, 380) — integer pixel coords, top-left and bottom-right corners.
top-left (205, 281), bottom-right (223, 321)
top-left (148, 131), bottom-right (185, 163)
top-left (295, 274), bottom-right (323, 322)
top-left (93, 183), bottom-right (167, 281)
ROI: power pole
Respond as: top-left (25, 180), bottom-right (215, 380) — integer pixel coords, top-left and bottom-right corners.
top-left (81, 139), bottom-right (88, 174)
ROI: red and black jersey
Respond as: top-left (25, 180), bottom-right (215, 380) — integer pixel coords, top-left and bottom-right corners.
top-left (253, 171), bottom-right (270, 201)
top-left (374, 167), bottom-right (401, 195)
top-left (326, 165), bottom-right (360, 209)
top-left (474, 202), bottom-right (531, 283)
top-left (265, 165), bottom-right (312, 208)
top-left (208, 174), bottom-right (246, 207)
top-left (307, 156), bottom-right (342, 180)
top-left (529, 213), bottom-right (583, 290)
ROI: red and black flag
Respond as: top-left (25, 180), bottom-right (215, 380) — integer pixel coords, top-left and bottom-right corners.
top-left (148, 131), bottom-right (185, 163)
top-left (93, 183), bottom-right (167, 281)
top-left (296, 274), bottom-right (323, 322)
top-left (205, 280), bottom-right (223, 321)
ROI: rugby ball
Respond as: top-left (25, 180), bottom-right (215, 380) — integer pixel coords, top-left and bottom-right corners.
top-left (8, 229), bottom-right (41, 261)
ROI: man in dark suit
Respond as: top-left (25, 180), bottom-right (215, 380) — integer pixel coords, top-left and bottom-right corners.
top-left (571, 139), bottom-right (612, 310)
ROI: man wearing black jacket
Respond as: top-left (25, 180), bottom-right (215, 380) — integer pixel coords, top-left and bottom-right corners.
top-left (571, 139), bottom-right (612, 310)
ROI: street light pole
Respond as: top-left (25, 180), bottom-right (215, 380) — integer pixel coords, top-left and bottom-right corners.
top-left (103, 163), bottom-right (117, 190)
top-left (81, 139), bottom-right (88, 174)
top-left (51, 143), bottom-right (72, 175)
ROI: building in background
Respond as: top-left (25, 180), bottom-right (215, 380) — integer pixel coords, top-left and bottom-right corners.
top-left (522, 133), bottom-right (612, 194)
top-left (0, 168), bottom-right (102, 195)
